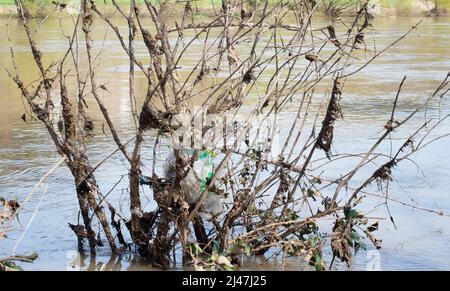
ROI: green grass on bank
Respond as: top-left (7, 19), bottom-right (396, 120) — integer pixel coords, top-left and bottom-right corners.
top-left (1, 0), bottom-right (449, 17)
top-left (0, 0), bottom-right (227, 10)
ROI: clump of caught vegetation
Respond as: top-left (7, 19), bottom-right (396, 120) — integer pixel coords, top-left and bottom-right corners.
top-left (4, 0), bottom-right (449, 271)
top-left (321, 0), bottom-right (358, 18)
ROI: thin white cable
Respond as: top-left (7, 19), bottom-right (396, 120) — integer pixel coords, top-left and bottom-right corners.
top-left (12, 184), bottom-right (48, 256)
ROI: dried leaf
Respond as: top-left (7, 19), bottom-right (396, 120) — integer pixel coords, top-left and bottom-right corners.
top-left (305, 53), bottom-right (319, 62)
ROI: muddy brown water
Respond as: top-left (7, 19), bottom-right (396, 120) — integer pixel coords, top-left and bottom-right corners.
top-left (0, 16), bottom-right (449, 270)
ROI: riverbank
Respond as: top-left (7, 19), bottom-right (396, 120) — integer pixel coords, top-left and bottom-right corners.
top-left (0, 0), bottom-right (448, 18)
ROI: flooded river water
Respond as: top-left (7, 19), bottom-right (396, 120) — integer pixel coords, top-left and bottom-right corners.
top-left (0, 16), bottom-right (449, 270)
